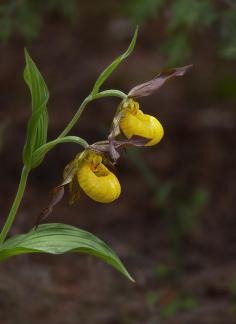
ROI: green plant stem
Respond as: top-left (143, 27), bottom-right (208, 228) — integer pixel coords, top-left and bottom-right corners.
top-left (59, 90), bottom-right (127, 138)
top-left (59, 96), bottom-right (91, 138)
top-left (32, 136), bottom-right (88, 165)
top-left (94, 90), bottom-right (127, 100)
top-left (0, 166), bottom-right (30, 245)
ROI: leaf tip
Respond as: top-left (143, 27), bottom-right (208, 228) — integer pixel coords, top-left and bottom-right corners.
top-left (128, 25), bottom-right (139, 52)
top-left (128, 275), bottom-right (136, 283)
top-left (134, 25), bottom-right (139, 38)
top-left (24, 47), bottom-right (30, 60)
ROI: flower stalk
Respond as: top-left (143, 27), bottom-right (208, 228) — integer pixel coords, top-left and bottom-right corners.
top-left (59, 90), bottom-right (127, 139)
top-left (0, 166), bottom-right (30, 244)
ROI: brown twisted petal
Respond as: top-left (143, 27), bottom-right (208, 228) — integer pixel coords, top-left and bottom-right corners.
top-left (36, 154), bottom-right (82, 226)
top-left (36, 185), bottom-right (65, 227)
top-left (128, 65), bottom-right (193, 98)
top-left (89, 136), bottom-right (149, 162)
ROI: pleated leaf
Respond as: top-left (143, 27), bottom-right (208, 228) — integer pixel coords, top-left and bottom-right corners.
top-left (23, 49), bottom-right (49, 168)
top-left (0, 223), bottom-right (134, 281)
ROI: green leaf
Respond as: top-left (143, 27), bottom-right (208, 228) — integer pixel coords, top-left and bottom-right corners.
top-left (17, 5), bottom-right (41, 41)
top-left (92, 26), bottom-right (138, 96)
top-left (23, 48), bottom-right (49, 168)
top-left (0, 223), bottom-right (134, 281)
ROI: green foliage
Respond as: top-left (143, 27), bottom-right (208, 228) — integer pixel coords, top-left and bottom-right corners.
top-left (14, 2), bottom-right (41, 41)
top-left (146, 291), bottom-right (160, 307)
top-left (215, 75), bottom-right (236, 100)
top-left (155, 263), bottom-right (172, 280)
top-left (0, 12), bottom-right (12, 42)
top-left (165, 188), bottom-right (208, 269)
top-left (229, 279), bottom-right (236, 298)
top-left (46, 0), bottom-right (78, 22)
top-left (0, 223), bottom-right (133, 281)
top-left (173, 188), bottom-right (208, 236)
top-left (23, 49), bottom-right (49, 168)
top-left (126, 0), bottom-right (236, 64)
top-left (126, 0), bottom-right (165, 23)
top-left (126, 147), bottom-right (208, 270)
top-left (125, 147), bottom-right (174, 206)
top-left (168, 0), bottom-right (216, 31)
top-left (160, 33), bottom-right (190, 66)
top-left (0, 0), bottom-right (77, 42)
top-left (2, 0), bottom-right (236, 64)
top-left (160, 295), bottom-right (198, 318)
top-left (145, 287), bottom-right (198, 318)
top-left (219, 9), bottom-right (236, 59)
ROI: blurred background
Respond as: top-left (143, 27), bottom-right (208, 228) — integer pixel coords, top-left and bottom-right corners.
top-left (0, 0), bottom-right (236, 323)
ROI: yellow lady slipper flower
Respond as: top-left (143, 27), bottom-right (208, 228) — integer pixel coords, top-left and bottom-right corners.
top-left (77, 151), bottom-right (121, 203)
top-left (39, 150), bottom-right (121, 224)
top-left (119, 99), bottom-right (164, 146)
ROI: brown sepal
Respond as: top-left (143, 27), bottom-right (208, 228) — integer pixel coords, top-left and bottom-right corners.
top-left (128, 65), bottom-right (193, 98)
top-left (36, 185), bottom-right (65, 228)
top-left (89, 136), bottom-right (149, 163)
top-left (35, 156), bottom-right (81, 226)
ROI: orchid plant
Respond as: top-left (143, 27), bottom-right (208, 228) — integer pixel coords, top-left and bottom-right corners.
top-left (0, 27), bottom-right (191, 281)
